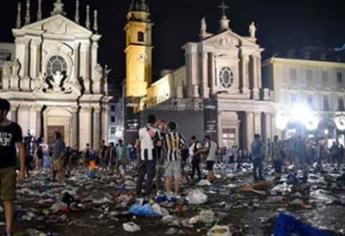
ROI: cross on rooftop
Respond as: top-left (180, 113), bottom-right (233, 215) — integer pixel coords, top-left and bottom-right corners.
top-left (218, 1), bottom-right (229, 16)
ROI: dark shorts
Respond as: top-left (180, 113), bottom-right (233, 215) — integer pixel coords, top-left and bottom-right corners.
top-left (206, 161), bottom-right (215, 171)
top-left (0, 167), bottom-right (16, 201)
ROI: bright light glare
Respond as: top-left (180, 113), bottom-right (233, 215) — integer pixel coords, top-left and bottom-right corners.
top-left (276, 103), bottom-right (319, 131)
top-left (276, 112), bottom-right (289, 130)
top-left (290, 104), bottom-right (319, 130)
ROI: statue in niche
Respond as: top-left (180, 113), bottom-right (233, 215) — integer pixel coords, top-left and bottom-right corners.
top-left (104, 65), bottom-right (111, 79)
top-left (95, 63), bottom-right (103, 81)
top-left (249, 21), bottom-right (256, 38)
top-left (35, 72), bottom-right (47, 92)
top-left (2, 62), bottom-right (12, 78)
top-left (12, 59), bottom-right (20, 77)
top-left (52, 71), bottom-right (65, 92)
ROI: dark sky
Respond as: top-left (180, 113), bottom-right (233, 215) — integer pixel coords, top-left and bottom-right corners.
top-left (1, 0), bottom-right (345, 84)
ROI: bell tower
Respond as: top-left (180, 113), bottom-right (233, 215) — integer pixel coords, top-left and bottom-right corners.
top-left (124, 0), bottom-right (153, 98)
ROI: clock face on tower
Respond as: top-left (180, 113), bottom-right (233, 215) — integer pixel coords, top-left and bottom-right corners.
top-left (219, 66), bottom-right (234, 89)
top-left (137, 53), bottom-right (146, 63)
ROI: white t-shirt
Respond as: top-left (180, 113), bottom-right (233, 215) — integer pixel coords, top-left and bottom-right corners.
top-left (138, 124), bottom-right (161, 160)
top-left (205, 140), bottom-right (217, 161)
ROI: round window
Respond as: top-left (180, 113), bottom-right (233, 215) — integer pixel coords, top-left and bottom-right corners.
top-left (219, 66), bottom-right (234, 89)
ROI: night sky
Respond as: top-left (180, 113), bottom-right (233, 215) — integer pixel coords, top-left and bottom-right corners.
top-left (1, 0), bottom-right (345, 85)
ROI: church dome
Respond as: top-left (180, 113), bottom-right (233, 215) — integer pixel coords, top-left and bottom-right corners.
top-left (129, 0), bottom-right (150, 13)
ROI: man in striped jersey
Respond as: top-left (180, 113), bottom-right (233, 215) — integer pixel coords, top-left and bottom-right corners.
top-left (136, 115), bottom-right (162, 200)
top-left (163, 121), bottom-right (187, 197)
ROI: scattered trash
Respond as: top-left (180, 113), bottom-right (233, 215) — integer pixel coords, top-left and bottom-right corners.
top-left (197, 179), bottom-right (212, 186)
top-left (123, 222), bottom-right (141, 232)
top-left (186, 189), bottom-right (208, 205)
top-left (128, 204), bottom-right (161, 217)
top-left (207, 225), bottom-right (231, 236)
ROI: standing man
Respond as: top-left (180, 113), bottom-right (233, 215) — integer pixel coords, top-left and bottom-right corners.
top-left (330, 141), bottom-right (341, 168)
top-left (251, 134), bottom-right (264, 181)
top-left (272, 135), bottom-right (283, 175)
top-left (52, 131), bottom-right (66, 183)
top-left (0, 98), bottom-right (25, 236)
top-left (136, 115), bottom-right (162, 200)
top-left (106, 142), bottom-right (117, 172)
top-left (293, 136), bottom-right (307, 169)
top-left (98, 140), bottom-right (108, 169)
top-left (163, 121), bottom-right (186, 197)
top-left (203, 135), bottom-right (218, 183)
top-left (117, 139), bottom-right (127, 175)
top-left (82, 143), bottom-right (92, 169)
top-left (189, 136), bottom-right (202, 182)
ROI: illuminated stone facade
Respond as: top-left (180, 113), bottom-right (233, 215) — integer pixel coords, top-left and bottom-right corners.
top-left (125, 1), bottom-right (275, 149)
top-left (263, 57), bottom-right (345, 141)
top-left (0, 0), bottom-right (111, 149)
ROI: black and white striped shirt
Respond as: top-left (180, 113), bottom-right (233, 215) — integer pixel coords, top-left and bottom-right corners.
top-left (163, 131), bottom-right (186, 162)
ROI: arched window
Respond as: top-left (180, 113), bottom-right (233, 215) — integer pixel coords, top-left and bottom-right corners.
top-left (138, 31), bottom-right (144, 42)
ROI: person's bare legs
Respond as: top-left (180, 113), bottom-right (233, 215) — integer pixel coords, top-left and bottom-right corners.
top-left (174, 177), bottom-right (180, 195)
top-left (165, 177), bottom-right (172, 194)
top-left (4, 201), bottom-right (14, 234)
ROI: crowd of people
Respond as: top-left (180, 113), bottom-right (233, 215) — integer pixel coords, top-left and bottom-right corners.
top-left (0, 96), bottom-right (345, 235)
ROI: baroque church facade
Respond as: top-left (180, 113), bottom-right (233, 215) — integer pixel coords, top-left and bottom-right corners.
top-left (0, 0), bottom-right (111, 149)
top-left (125, 1), bottom-right (275, 149)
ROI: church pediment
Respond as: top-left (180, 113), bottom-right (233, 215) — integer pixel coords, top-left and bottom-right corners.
top-left (201, 30), bottom-right (258, 48)
top-left (14, 15), bottom-right (92, 38)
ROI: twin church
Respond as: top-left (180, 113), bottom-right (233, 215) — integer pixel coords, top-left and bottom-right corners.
top-left (0, 0), bottom-right (275, 150)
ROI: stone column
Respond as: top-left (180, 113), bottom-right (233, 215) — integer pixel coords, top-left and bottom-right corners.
top-left (209, 52), bottom-right (216, 95)
top-left (93, 107), bottom-right (101, 150)
top-left (241, 55), bottom-right (250, 94)
top-left (91, 41), bottom-right (99, 83)
top-left (246, 112), bottom-right (254, 150)
top-left (10, 104), bottom-right (19, 123)
top-left (34, 105), bottom-right (42, 137)
top-left (23, 39), bottom-right (30, 77)
top-left (254, 112), bottom-right (262, 135)
top-left (201, 51), bottom-right (209, 98)
top-left (30, 39), bottom-right (41, 80)
top-left (71, 107), bottom-right (79, 148)
top-left (102, 106), bottom-right (109, 143)
top-left (191, 51), bottom-right (199, 97)
top-left (80, 43), bottom-right (90, 93)
top-left (252, 56), bottom-right (259, 100)
top-left (79, 106), bottom-right (92, 148)
top-left (265, 112), bottom-right (272, 140)
top-left (257, 56), bottom-right (262, 89)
